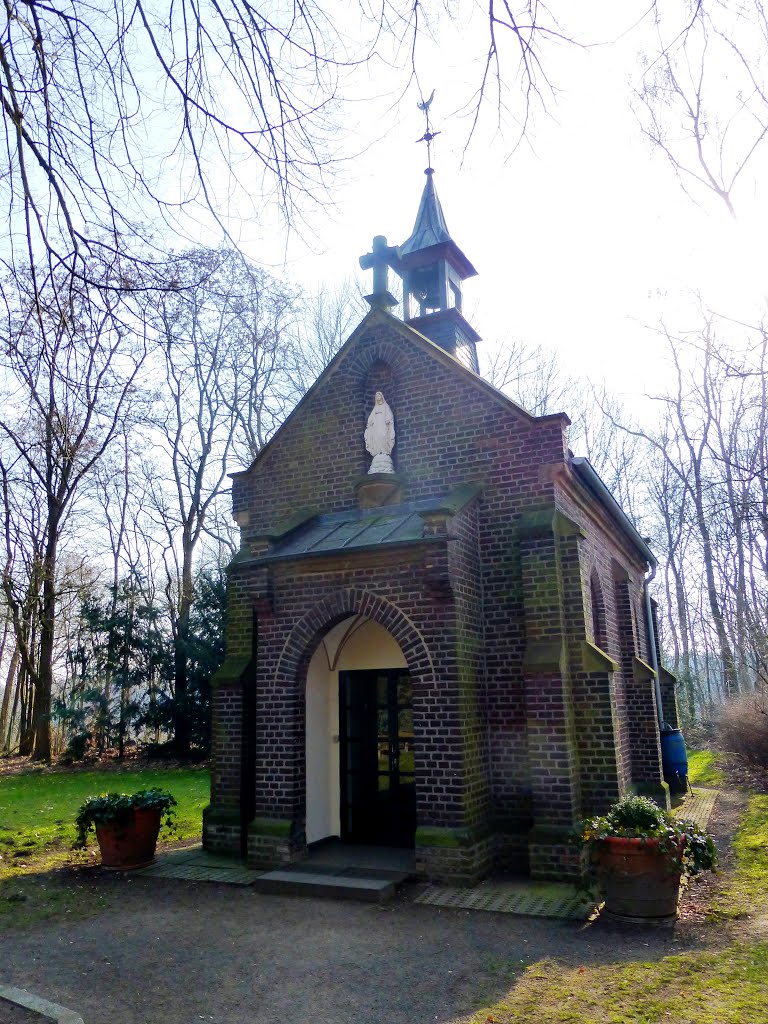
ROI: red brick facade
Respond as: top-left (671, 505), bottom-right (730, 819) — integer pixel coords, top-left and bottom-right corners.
top-left (203, 308), bottom-right (669, 882)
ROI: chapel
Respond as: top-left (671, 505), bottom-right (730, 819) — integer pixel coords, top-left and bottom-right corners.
top-left (202, 160), bottom-right (679, 884)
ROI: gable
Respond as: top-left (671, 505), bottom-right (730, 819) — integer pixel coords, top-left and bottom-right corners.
top-left (236, 307), bottom-right (542, 479)
top-left (231, 308), bottom-right (570, 537)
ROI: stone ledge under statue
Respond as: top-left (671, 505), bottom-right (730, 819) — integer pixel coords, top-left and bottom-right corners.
top-left (354, 473), bottom-right (405, 509)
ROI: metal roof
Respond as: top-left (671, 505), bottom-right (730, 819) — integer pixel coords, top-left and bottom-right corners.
top-left (240, 485), bottom-right (482, 568)
top-left (267, 508), bottom-right (426, 560)
top-left (399, 170), bottom-right (452, 255)
top-left (570, 457), bottom-right (656, 566)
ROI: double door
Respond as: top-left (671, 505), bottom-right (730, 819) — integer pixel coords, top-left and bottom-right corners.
top-left (338, 669), bottom-right (416, 847)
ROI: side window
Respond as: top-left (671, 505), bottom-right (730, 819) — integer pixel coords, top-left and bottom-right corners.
top-left (632, 591), bottom-right (645, 660)
top-left (590, 570), bottom-right (608, 653)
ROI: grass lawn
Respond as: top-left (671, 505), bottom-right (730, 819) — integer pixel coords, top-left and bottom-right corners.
top-left (712, 793), bottom-right (768, 919)
top-left (687, 749), bottom-right (726, 788)
top-left (0, 766), bottom-right (210, 858)
top-left (470, 758), bottom-right (768, 1023)
top-left (0, 765), bottom-right (210, 927)
top-left (469, 943), bottom-right (768, 1024)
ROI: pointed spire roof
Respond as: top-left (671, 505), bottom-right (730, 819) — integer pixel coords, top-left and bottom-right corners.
top-left (399, 169), bottom-right (452, 255)
top-left (397, 169), bottom-right (477, 279)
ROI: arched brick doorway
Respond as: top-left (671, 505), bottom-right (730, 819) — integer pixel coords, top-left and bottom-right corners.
top-left (275, 588), bottom-right (435, 850)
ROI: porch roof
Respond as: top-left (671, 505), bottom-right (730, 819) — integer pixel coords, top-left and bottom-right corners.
top-left (240, 483), bottom-right (481, 568)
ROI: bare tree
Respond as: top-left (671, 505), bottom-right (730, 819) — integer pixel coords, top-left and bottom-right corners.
top-left (613, 328), bottom-right (739, 697)
top-left (600, 310), bottom-right (768, 714)
top-left (482, 338), bottom-right (646, 514)
top-left (482, 336), bottom-right (579, 414)
top-left (0, 262), bottom-right (147, 759)
top-left (636, 2), bottom-right (768, 216)
top-left (83, 433), bottom-right (139, 750)
top-left (143, 246), bottom-right (298, 753)
top-left (287, 279), bottom-right (367, 397)
top-left (0, 0), bottom-right (364, 271)
top-left (0, 1), bottom-right (571, 292)
top-left (0, 605), bottom-right (17, 750)
top-left (0, 456), bottom-right (46, 755)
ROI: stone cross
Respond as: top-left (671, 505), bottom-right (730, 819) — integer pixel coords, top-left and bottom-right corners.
top-left (359, 235), bottom-right (398, 310)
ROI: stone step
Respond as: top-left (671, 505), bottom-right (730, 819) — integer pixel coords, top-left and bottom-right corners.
top-left (252, 868), bottom-right (399, 902)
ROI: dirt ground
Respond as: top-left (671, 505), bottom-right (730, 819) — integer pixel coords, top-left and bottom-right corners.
top-left (0, 761), bottom-right (752, 1024)
top-left (0, 996), bottom-right (46, 1024)
top-left (0, 797), bottom-right (741, 1024)
top-left (0, 873), bottom-right (716, 1024)
top-left (0, 752), bottom-right (206, 778)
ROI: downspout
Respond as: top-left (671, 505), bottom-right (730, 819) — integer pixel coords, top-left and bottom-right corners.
top-left (643, 560), bottom-right (667, 729)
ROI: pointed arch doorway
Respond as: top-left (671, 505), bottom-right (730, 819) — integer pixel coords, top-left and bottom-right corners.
top-left (305, 616), bottom-right (416, 849)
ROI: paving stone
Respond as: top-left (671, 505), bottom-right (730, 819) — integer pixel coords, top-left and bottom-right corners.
top-left (0, 987), bottom-right (84, 1024)
top-left (414, 791), bottom-right (721, 921)
top-left (137, 845), bottom-right (259, 886)
top-left (253, 870), bottom-right (396, 902)
top-left (139, 843), bottom-right (415, 896)
top-left (414, 880), bottom-right (595, 920)
top-left (672, 788), bottom-right (718, 829)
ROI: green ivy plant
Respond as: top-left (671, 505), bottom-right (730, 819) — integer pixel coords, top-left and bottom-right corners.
top-left (575, 794), bottom-right (718, 878)
top-left (74, 788), bottom-right (177, 848)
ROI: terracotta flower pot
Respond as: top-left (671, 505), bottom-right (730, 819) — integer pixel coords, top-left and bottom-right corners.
top-left (95, 807), bottom-right (162, 870)
top-left (594, 835), bottom-right (685, 922)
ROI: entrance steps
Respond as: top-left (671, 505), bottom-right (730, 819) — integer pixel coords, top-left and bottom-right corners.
top-left (252, 842), bottom-right (416, 903)
top-left (140, 841), bottom-right (415, 903)
top-left (253, 865), bottom-right (408, 902)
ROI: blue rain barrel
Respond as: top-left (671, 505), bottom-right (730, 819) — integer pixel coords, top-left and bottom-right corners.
top-left (660, 728), bottom-right (689, 794)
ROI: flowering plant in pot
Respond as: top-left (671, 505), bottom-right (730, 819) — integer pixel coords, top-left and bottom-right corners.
top-left (576, 794), bottom-right (717, 922)
top-left (74, 788), bottom-right (177, 869)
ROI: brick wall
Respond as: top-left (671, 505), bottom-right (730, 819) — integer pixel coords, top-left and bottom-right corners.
top-left (205, 308), bottom-right (666, 880)
top-left (553, 474), bottom-right (665, 807)
top-left (232, 310), bottom-right (566, 538)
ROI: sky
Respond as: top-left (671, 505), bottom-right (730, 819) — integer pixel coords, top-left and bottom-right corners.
top-left (221, 2), bottom-right (768, 407)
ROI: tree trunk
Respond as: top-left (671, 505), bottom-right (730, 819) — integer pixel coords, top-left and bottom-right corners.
top-left (31, 513), bottom-right (61, 761)
top-left (0, 643), bottom-right (19, 746)
top-left (102, 580), bottom-right (121, 754)
top-left (172, 533), bottom-right (194, 756)
top-left (691, 472), bottom-right (739, 697)
top-left (3, 665), bottom-right (22, 755)
top-left (17, 661), bottom-right (34, 756)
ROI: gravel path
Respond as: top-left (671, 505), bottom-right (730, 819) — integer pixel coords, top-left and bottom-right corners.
top-left (1, 783), bottom-right (740, 1024)
top-left (0, 873), bottom-right (707, 1024)
top-left (0, 996), bottom-right (48, 1024)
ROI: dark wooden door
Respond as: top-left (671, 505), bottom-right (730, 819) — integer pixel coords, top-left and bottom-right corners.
top-left (338, 669), bottom-right (416, 847)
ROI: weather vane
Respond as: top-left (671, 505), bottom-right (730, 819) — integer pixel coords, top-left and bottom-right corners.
top-left (416, 89), bottom-right (440, 170)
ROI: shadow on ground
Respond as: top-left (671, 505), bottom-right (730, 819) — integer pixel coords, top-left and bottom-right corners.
top-left (0, 859), bottom-right (722, 1024)
top-left (0, 789), bottom-right (742, 1024)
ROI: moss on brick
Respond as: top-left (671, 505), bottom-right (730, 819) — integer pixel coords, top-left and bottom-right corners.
top-left (249, 817), bottom-right (293, 838)
top-left (206, 311), bottom-right (664, 885)
top-left (211, 657), bottom-right (252, 689)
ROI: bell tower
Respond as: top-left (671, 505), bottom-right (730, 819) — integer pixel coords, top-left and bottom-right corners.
top-left (358, 96), bottom-right (482, 372)
top-left (393, 96), bottom-right (480, 372)
top-left (397, 166), bottom-right (480, 372)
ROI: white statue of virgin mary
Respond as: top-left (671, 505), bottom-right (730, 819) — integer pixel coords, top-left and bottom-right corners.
top-left (364, 391), bottom-right (396, 474)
